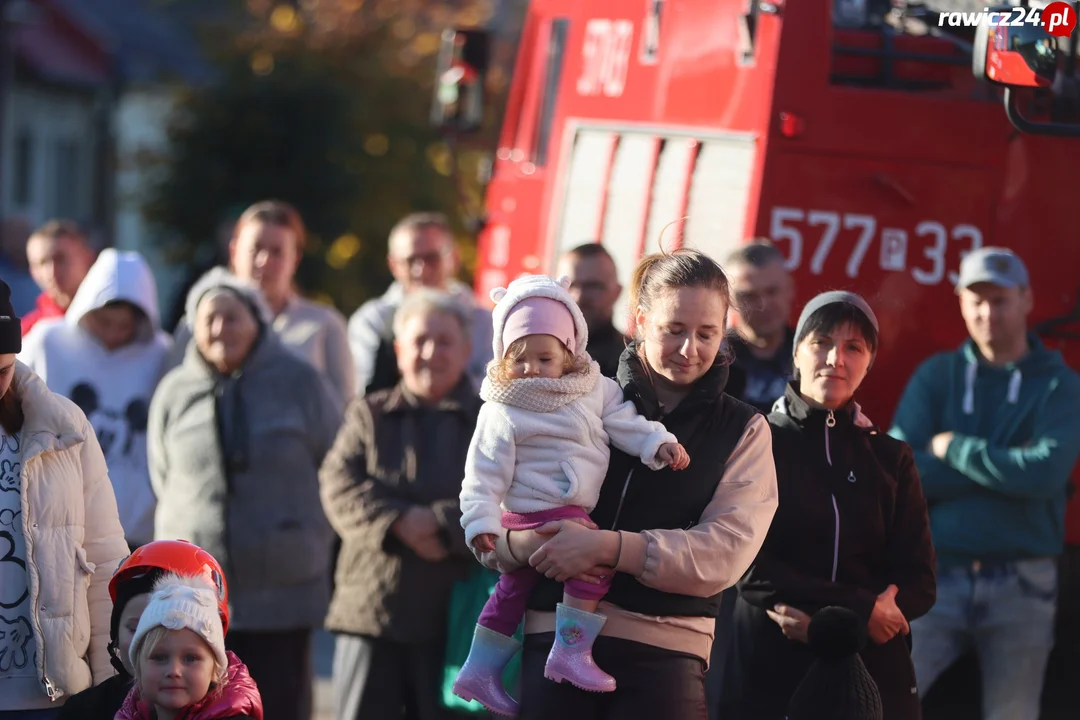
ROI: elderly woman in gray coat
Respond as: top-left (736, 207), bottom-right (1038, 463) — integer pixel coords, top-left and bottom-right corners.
top-left (147, 267), bottom-right (341, 720)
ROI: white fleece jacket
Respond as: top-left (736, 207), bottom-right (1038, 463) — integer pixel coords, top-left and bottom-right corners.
top-left (459, 374), bottom-right (676, 545)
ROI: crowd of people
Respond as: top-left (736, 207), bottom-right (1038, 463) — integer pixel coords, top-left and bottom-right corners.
top-left (0, 199), bottom-right (1077, 720)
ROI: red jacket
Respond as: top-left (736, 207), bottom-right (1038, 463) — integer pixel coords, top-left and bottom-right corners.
top-left (115, 652), bottom-right (263, 720)
top-left (21, 292), bottom-right (65, 336)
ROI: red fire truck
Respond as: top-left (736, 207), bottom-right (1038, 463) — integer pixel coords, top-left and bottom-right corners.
top-left (434, 0), bottom-right (1080, 715)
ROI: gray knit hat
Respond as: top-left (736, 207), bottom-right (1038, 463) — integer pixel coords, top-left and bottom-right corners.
top-left (184, 266), bottom-right (273, 330)
top-left (793, 291), bottom-right (879, 358)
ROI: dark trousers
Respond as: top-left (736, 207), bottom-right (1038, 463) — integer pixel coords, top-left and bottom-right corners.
top-left (333, 634), bottom-right (474, 720)
top-left (518, 632), bottom-right (708, 720)
top-left (226, 628), bottom-right (312, 720)
top-left (705, 588), bottom-right (738, 720)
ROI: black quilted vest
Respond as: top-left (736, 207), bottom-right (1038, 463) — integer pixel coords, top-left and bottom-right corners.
top-left (528, 343), bottom-right (760, 618)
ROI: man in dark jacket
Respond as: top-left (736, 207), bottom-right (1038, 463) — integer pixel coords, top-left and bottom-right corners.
top-left (556, 243), bottom-right (627, 378)
top-left (706, 240), bottom-right (795, 719)
top-left (723, 241), bottom-right (796, 413)
top-left (321, 289), bottom-right (483, 719)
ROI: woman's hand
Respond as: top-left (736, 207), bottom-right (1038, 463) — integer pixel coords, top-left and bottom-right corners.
top-left (868, 584), bottom-right (910, 645)
top-left (506, 517), bottom-right (598, 565)
top-left (529, 523), bottom-right (618, 583)
top-left (766, 604), bottom-right (812, 643)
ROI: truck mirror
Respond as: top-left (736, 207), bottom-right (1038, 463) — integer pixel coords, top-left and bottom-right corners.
top-left (431, 28), bottom-right (491, 134)
top-left (973, 8), bottom-right (1059, 87)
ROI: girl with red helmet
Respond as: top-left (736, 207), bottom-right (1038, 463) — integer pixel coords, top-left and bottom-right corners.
top-left (57, 540), bottom-right (232, 720)
top-left (114, 571), bottom-right (262, 720)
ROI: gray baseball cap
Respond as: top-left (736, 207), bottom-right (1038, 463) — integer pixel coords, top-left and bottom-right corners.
top-left (956, 247), bottom-right (1029, 291)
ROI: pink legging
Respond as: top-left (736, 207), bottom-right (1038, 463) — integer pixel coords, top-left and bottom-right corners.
top-left (476, 506), bottom-right (613, 637)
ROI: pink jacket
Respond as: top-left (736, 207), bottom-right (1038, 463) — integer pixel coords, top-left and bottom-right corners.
top-left (115, 652), bottom-right (263, 720)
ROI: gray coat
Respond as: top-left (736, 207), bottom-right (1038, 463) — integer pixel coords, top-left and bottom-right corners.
top-left (148, 332), bottom-right (342, 632)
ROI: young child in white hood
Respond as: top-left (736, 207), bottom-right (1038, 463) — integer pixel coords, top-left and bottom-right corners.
top-left (454, 274), bottom-right (689, 716)
top-left (19, 249), bottom-right (171, 549)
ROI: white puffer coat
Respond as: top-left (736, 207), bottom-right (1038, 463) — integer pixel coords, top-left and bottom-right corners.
top-left (10, 361), bottom-right (128, 702)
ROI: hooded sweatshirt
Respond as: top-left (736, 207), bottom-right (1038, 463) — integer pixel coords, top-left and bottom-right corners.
top-left (19, 249), bottom-right (172, 546)
top-left (889, 335), bottom-right (1080, 564)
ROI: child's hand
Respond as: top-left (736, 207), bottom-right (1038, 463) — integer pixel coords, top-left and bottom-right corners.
top-left (472, 533), bottom-right (497, 553)
top-left (657, 442), bottom-right (690, 470)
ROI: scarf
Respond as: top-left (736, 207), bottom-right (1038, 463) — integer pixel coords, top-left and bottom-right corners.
top-left (480, 360), bottom-right (601, 413)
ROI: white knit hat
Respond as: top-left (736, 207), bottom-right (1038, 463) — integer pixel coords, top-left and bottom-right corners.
top-left (489, 274), bottom-right (589, 361)
top-left (130, 573), bottom-right (228, 672)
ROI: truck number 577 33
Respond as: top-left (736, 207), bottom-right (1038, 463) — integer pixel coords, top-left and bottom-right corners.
top-left (769, 207), bottom-right (984, 287)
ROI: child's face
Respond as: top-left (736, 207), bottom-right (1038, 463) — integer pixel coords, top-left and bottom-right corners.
top-left (142, 628), bottom-right (215, 711)
top-left (507, 334), bottom-right (567, 379)
top-left (83, 303), bottom-right (140, 350)
top-left (117, 593), bottom-right (151, 675)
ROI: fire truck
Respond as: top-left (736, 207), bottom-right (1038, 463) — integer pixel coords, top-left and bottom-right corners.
top-left (433, 0), bottom-right (1080, 715)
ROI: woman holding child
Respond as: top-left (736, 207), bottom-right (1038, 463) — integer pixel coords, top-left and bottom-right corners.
top-left (468, 248), bottom-right (780, 719)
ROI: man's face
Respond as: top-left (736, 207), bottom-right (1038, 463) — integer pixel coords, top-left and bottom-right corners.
top-left (556, 252), bottom-right (621, 329)
top-left (729, 259), bottom-right (794, 340)
top-left (959, 282), bottom-right (1032, 352)
top-left (229, 221), bottom-right (300, 301)
top-left (388, 227), bottom-right (455, 292)
top-left (26, 234), bottom-right (94, 308)
top-left (394, 310), bottom-right (470, 401)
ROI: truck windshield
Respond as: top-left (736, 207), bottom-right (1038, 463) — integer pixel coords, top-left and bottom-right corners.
top-left (831, 0), bottom-right (984, 93)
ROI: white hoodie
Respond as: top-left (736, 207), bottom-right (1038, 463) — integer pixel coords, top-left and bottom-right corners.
top-left (19, 249), bottom-right (171, 546)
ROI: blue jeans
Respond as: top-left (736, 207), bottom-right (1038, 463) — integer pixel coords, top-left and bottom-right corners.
top-left (911, 557), bottom-right (1057, 720)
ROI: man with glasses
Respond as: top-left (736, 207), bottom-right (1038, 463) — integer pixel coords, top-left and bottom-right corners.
top-left (348, 212), bottom-right (493, 395)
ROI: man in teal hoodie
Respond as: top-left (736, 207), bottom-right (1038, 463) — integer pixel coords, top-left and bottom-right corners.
top-left (890, 247), bottom-right (1080, 720)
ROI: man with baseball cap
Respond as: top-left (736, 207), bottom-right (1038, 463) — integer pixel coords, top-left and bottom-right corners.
top-left (889, 247), bottom-right (1080, 719)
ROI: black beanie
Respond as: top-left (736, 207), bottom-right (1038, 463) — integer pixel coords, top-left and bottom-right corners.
top-left (0, 280), bottom-right (21, 354)
top-left (786, 607), bottom-right (884, 720)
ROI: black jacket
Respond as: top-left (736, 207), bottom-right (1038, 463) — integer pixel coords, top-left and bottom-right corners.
top-left (725, 383), bottom-right (936, 720)
top-left (724, 328), bottom-right (795, 414)
top-left (588, 323), bottom-right (629, 379)
top-left (57, 673), bottom-right (133, 720)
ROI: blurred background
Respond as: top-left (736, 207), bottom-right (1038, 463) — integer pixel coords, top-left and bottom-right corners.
top-left (0, 0), bottom-right (522, 323)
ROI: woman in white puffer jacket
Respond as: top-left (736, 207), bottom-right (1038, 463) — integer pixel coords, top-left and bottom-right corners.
top-left (0, 279), bottom-right (128, 719)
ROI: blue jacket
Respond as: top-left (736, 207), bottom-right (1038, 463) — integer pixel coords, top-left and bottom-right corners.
top-left (889, 336), bottom-right (1080, 563)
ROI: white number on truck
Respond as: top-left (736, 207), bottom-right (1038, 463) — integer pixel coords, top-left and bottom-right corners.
top-left (768, 207), bottom-right (983, 286)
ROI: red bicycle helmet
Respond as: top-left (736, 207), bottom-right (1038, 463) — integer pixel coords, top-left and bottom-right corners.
top-left (110, 539), bottom-right (230, 635)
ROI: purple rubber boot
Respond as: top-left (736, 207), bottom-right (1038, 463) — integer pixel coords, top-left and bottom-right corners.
top-left (543, 603), bottom-right (616, 693)
top-left (452, 625), bottom-right (521, 717)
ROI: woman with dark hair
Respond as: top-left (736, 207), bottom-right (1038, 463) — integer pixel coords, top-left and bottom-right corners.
top-left (470, 247), bottom-right (780, 720)
top-left (724, 291), bottom-right (937, 720)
